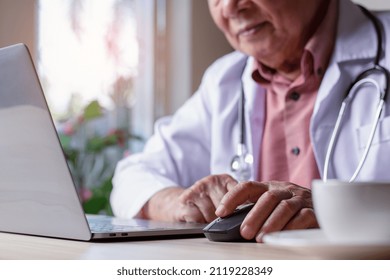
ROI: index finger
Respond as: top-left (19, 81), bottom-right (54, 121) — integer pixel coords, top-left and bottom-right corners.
top-left (215, 181), bottom-right (268, 217)
top-left (189, 174), bottom-right (238, 208)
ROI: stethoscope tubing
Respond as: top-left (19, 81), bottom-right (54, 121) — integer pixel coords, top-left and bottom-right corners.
top-left (323, 78), bottom-right (384, 182)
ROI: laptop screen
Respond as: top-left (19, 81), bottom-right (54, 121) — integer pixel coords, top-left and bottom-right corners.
top-left (0, 44), bottom-right (91, 240)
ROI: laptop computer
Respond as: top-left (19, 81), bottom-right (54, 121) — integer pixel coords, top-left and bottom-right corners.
top-left (0, 43), bottom-right (206, 241)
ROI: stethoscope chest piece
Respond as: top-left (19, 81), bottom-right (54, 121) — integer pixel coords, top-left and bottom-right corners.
top-left (231, 143), bottom-right (253, 182)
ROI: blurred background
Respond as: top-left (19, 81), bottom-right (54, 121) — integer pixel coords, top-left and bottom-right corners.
top-left (0, 0), bottom-right (233, 214)
top-left (0, 0), bottom-right (389, 214)
top-left (0, 0), bottom-right (234, 138)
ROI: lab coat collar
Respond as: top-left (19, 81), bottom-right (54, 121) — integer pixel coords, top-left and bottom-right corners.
top-left (332, 0), bottom-right (378, 63)
top-left (314, 0), bottom-right (379, 118)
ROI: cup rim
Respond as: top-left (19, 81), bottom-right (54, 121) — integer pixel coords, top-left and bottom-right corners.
top-left (312, 179), bottom-right (390, 188)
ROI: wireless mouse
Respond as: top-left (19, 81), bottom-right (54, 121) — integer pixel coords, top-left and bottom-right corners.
top-left (203, 203), bottom-right (255, 242)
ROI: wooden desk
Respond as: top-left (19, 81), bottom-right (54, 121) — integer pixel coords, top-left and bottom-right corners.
top-left (0, 232), bottom-right (390, 260)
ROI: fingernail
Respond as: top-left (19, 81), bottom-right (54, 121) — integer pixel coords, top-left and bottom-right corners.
top-left (240, 225), bottom-right (253, 239)
top-left (216, 205), bottom-right (227, 216)
top-left (256, 232), bottom-right (264, 243)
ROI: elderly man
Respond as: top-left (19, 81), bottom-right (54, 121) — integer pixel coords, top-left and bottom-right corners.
top-left (111, 0), bottom-right (390, 242)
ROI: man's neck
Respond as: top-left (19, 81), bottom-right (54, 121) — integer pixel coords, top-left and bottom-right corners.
top-left (270, 0), bottom-right (331, 81)
top-left (276, 56), bottom-right (303, 81)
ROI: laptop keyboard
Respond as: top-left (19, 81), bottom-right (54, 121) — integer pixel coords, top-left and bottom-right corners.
top-left (89, 223), bottom-right (142, 233)
top-left (91, 222), bottom-right (171, 233)
top-left (88, 220), bottom-right (168, 233)
top-left (86, 215), bottom-right (205, 235)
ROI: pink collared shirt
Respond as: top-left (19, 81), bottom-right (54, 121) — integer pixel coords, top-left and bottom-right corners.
top-left (253, 0), bottom-right (339, 188)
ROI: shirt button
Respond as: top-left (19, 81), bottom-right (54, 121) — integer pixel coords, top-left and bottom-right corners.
top-left (291, 147), bottom-right (300, 156)
top-left (290, 92), bottom-right (300, 101)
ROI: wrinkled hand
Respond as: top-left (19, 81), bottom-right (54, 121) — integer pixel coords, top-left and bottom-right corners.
top-left (216, 181), bottom-right (319, 242)
top-left (144, 174), bottom-right (238, 223)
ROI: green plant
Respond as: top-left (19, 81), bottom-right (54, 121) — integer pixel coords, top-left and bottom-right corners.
top-left (58, 100), bottom-right (142, 215)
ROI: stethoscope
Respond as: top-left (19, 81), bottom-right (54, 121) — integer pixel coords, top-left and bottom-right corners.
top-left (230, 75), bottom-right (254, 182)
top-left (231, 6), bottom-right (389, 183)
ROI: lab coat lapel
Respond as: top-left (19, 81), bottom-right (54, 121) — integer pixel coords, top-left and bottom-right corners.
top-left (311, 0), bottom-right (377, 178)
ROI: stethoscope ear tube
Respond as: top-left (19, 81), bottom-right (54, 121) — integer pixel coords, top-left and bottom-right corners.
top-left (349, 98), bottom-right (384, 181)
top-left (323, 101), bottom-right (348, 182)
top-left (323, 78), bottom-right (384, 182)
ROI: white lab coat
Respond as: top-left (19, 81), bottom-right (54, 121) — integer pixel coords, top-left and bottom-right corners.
top-left (111, 0), bottom-right (390, 219)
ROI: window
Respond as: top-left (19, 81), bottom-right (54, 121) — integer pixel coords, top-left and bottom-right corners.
top-left (37, 0), bottom-right (142, 213)
top-left (38, 0), bottom-right (138, 117)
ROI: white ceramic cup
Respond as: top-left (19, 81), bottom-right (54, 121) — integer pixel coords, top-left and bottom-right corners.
top-left (312, 179), bottom-right (390, 244)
